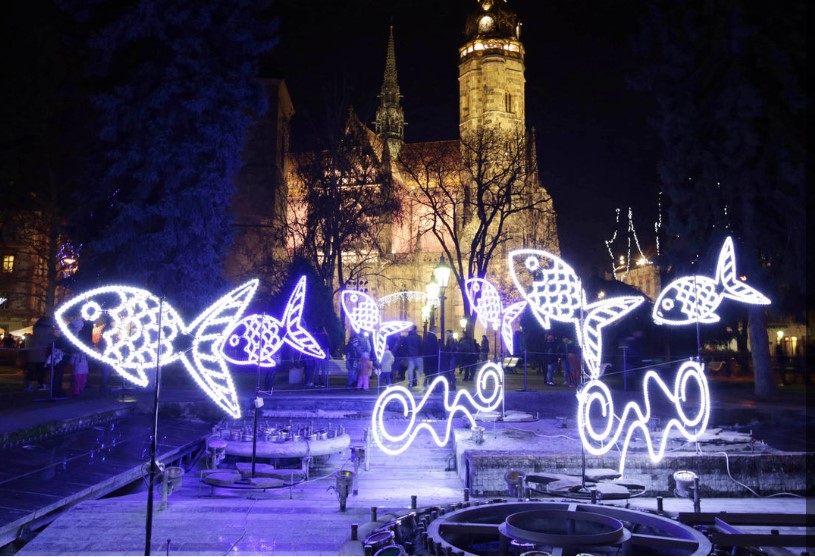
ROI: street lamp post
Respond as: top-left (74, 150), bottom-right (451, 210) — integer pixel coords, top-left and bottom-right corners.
top-left (425, 278), bottom-right (439, 333)
top-left (433, 256), bottom-right (451, 338)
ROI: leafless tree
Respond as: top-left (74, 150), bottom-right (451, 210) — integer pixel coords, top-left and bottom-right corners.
top-left (398, 126), bottom-right (557, 321)
top-left (287, 110), bottom-right (401, 297)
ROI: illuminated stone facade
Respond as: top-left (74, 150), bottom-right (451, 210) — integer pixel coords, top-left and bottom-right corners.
top-left (286, 0), bottom-right (559, 331)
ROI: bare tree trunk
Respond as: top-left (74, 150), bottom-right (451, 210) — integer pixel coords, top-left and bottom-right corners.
top-left (749, 305), bottom-right (775, 400)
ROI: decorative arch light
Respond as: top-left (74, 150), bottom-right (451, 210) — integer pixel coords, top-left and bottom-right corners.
top-left (372, 361), bottom-right (503, 456)
top-left (341, 289), bottom-right (413, 361)
top-left (219, 276), bottom-right (325, 368)
top-left (378, 291), bottom-right (426, 309)
top-left (54, 280), bottom-right (259, 419)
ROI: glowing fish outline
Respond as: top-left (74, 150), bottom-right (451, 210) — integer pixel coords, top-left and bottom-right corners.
top-left (464, 277), bottom-right (526, 355)
top-left (508, 249), bottom-right (644, 380)
top-left (653, 237), bottom-right (770, 325)
top-left (219, 276), bottom-right (325, 368)
top-left (54, 280), bottom-right (259, 419)
top-left (341, 289), bottom-right (413, 361)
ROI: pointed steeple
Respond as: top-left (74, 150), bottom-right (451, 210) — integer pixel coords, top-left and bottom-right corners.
top-left (375, 25), bottom-right (405, 159)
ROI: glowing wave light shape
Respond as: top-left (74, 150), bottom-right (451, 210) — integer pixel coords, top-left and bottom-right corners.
top-left (372, 361), bottom-right (504, 456)
top-left (508, 249), bottom-right (644, 379)
top-left (653, 236), bottom-right (770, 326)
top-left (341, 289), bottom-right (413, 361)
top-left (464, 278), bottom-right (527, 355)
top-left (220, 276), bottom-right (325, 368)
top-left (577, 360), bottom-right (710, 474)
top-left (54, 280), bottom-right (259, 419)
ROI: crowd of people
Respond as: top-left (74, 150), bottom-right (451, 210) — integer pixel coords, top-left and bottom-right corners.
top-left (338, 324), bottom-right (589, 391)
top-left (6, 313), bottom-right (585, 397)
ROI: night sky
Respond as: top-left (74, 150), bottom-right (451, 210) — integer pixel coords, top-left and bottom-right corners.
top-left (271, 0), bottom-right (661, 274)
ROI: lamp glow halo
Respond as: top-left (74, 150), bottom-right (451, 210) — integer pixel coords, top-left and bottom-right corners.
top-left (372, 362), bottom-right (504, 456)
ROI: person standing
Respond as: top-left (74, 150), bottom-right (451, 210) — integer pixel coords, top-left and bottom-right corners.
top-left (314, 327), bottom-right (331, 387)
top-left (356, 352), bottom-right (373, 391)
top-left (458, 331), bottom-right (477, 381)
top-left (69, 317), bottom-right (92, 396)
top-left (441, 330), bottom-right (458, 388)
top-left (49, 322), bottom-right (78, 398)
top-left (402, 325), bottom-right (423, 388)
top-left (544, 334), bottom-right (558, 386)
top-left (345, 333), bottom-right (361, 389)
top-left (379, 344), bottom-right (395, 387)
top-left (559, 337), bottom-right (573, 386)
top-left (422, 328), bottom-right (439, 387)
top-left (24, 316), bottom-right (55, 392)
top-left (479, 335), bottom-right (490, 363)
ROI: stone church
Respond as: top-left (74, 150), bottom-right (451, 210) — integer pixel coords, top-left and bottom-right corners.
top-left (230, 0), bottom-right (560, 333)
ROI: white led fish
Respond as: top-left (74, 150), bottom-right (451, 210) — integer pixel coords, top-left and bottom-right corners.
top-left (509, 249), bottom-right (644, 380)
top-left (653, 237), bottom-right (770, 325)
top-left (55, 280), bottom-right (258, 419)
top-left (341, 289), bottom-right (413, 361)
top-left (219, 276), bottom-right (325, 368)
top-left (464, 277), bottom-right (526, 354)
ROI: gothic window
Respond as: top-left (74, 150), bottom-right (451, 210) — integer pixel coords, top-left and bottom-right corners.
top-left (1, 255), bottom-right (13, 274)
top-left (462, 93), bottom-right (469, 117)
top-left (505, 92), bottom-right (513, 113)
top-left (36, 256), bottom-right (47, 278)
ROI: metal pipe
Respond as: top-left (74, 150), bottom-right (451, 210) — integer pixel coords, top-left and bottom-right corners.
top-left (145, 297), bottom-right (164, 556)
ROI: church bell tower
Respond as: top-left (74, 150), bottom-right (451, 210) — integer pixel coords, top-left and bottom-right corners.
top-left (458, 0), bottom-right (525, 137)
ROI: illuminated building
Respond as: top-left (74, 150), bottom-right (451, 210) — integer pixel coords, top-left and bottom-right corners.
top-left (285, 0), bottom-right (559, 327)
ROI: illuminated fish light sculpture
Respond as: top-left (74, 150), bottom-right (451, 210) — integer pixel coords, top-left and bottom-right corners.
top-left (653, 236), bottom-right (770, 325)
top-left (341, 289), bottom-right (413, 361)
top-left (220, 276), bottom-right (325, 368)
top-left (372, 361), bottom-right (503, 456)
top-left (54, 280), bottom-right (258, 419)
top-left (464, 278), bottom-right (526, 354)
top-left (508, 249), bottom-right (644, 380)
top-left (577, 360), bottom-right (710, 474)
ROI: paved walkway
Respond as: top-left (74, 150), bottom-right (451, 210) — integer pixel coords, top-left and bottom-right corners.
top-left (0, 361), bottom-right (811, 555)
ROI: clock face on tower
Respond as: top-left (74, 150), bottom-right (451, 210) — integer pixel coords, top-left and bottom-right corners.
top-left (478, 14), bottom-right (495, 33)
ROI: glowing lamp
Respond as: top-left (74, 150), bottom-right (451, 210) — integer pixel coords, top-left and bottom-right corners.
top-left (425, 278), bottom-right (439, 306)
top-left (673, 470), bottom-right (698, 498)
top-left (433, 256), bottom-right (451, 289)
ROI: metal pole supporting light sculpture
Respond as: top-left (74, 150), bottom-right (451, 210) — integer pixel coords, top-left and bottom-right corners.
top-left (341, 289), bottom-right (413, 361)
top-left (219, 276), bottom-right (325, 368)
top-left (55, 280), bottom-right (259, 419)
top-left (372, 361), bottom-right (503, 455)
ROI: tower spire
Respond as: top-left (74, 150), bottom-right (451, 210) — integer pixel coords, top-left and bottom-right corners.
top-left (375, 25), bottom-right (405, 159)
